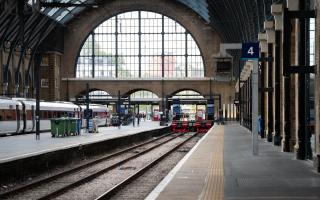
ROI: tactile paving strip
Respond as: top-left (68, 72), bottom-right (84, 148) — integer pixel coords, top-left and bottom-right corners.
top-left (200, 126), bottom-right (224, 200)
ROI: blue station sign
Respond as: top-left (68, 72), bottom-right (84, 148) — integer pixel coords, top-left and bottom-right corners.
top-left (241, 43), bottom-right (259, 60)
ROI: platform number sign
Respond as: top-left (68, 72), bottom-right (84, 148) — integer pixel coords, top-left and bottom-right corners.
top-left (241, 43), bottom-right (259, 60)
top-left (84, 109), bottom-right (93, 119)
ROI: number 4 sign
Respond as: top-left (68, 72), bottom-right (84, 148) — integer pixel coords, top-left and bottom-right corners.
top-left (241, 43), bottom-right (259, 60)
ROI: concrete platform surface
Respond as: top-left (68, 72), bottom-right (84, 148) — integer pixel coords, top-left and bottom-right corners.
top-left (0, 121), bottom-right (162, 163)
top-left (147, 123), bottom-right (320, 200)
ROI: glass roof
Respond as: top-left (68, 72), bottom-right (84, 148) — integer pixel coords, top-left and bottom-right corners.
top-left (27, 0), bottom-right (89, 24)
top-left (27, 0), bottom-right (209, 24)
top-left (177, 0), bottom-right (209, 22)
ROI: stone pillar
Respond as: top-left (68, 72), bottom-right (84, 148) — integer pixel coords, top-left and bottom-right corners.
top-left (49, 53), bottom-right (61, 101)
top-left (285, 3), bottom-right (299, 154)
top-left (293, 1), bottom-right (309, 160)
top-left (281, 2), bottom-right (299, 152)
top-left (41, 52), bottom-right (61, 101)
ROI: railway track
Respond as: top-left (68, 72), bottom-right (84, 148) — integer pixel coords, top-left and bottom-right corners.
top-left (0, 132), bottom-right (194, 200)
top-left (95, 132), bottom-right (197, 200)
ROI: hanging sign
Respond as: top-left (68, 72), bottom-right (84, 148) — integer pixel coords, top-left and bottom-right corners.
top-left (207, 99), bottom-right (214, 115)
top-left (172, 99), bottom-right (181, 115)
top-left (241, 43), bottom-right (259, 60)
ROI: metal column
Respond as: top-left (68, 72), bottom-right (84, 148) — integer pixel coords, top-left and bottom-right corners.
top-left (86, 83), bottom-right (89, 131)
top-left (267, 43), bottom-right (274, 142)
top-left (259, 55), bottom-right (265, 138)
top-left (283, 6), bottom-right (291, 152)
top-left (296, 0), bottom-right (307, 159)
top-left (35, 53), bottom-right (42, 140)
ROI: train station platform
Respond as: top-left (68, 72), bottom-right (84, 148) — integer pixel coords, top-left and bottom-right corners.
top-left (0, 120), bottom-right (164, 163)
top-left (147, 123), bottom-right (320, 200)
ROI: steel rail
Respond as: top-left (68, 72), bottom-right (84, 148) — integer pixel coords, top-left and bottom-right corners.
top-left (0, 132), bottom-right (173, 198)
top-left (36, 133), bottom-right (185, 200)
top-left (95, 133), bottom-right (197, 200)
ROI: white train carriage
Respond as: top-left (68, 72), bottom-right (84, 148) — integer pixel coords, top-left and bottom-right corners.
top-left (0, 97), bottom-right (23, 135)
top-left (39, 101), bottom-right (80, 131)
top-left (13, 98), bottom-right (36, 133)
top-left (80, 104), bottom-right (108, 127)
top-left (0, 97), bottom-right (108, 135)
top-left (12, 99), bottom-right (81, 132)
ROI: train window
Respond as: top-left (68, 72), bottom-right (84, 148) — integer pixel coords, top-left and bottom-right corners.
top-left (12, 110), bottom-right (17, 120)
top-left (41, 111), bottom-right (48, 119)
top-left (0, 110), bottom-right (4, 121)
top-left (26, 110), bottom-right (32, 120)
top-left (4, 110), bottom-right (13, 120)
top-left (48, 111), bottom-right (52, 119)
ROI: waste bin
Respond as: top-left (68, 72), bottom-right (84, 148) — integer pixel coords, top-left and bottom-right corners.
top-left (50, 118), bottom-right (67, 137)
top-left (68, 118), bottom-right (78, 136)
top-left (64, 118), bottom-right (70, 136)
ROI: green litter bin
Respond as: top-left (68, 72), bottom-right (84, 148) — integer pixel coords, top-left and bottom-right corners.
top-left (65, 118), bottom-right (71, 136)
top-left (50, 118), bottom-right (67, 137)
top-left (68, 118), bottom-right (78, 136)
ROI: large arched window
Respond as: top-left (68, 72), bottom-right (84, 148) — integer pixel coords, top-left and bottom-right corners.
top-left (89, 90), bottom-right (112, 100)
top-left (76, 11), bottom-right (204, 78)
top-left (130, 90), bottom-right (159, 100)
top-left (173, 90), bottom-right (204, 99)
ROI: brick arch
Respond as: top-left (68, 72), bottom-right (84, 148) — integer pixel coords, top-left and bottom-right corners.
top-left (62, 0), bottom-right (220, 79)
top-left (76, 88), bottom-right (113, 98)
top-left (123, 88), bottom-right (161, 98)
top-left (63, 79), bottom-right (235, 105)
top-left (163, 81), bottom-right (212, 98)
top-left (170, 88), bottom-right (204, 97)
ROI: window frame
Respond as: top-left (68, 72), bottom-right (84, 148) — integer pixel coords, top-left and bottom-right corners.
top-left (76, 11), bottom-right (204, 78)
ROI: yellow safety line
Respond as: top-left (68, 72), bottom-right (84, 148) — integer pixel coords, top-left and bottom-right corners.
top-left (200, 126), bottom-right (224, 200)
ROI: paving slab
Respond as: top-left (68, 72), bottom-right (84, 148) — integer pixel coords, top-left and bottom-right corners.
top-left (147, 122), bottom-right (320, 200)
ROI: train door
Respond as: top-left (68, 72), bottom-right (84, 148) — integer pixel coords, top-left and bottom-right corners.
top-left (21, 103), bottom-right (26, 132)
top-left (16, 105), bottom-right (21, 133)
top-left (31, 105), bottom-right (35, 131)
